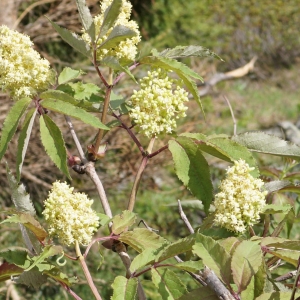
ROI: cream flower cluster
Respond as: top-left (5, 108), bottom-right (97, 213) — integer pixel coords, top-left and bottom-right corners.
top-left (43, 181), bottom-right (99, 246)
top-left (82, 0), bottom-right (141, 62)
top-left (128, 68), bottom-right (189, 137)
top-left (214, 159), bottom-right (267, 233)
top-left (0, 25), bottom-right (53, 99)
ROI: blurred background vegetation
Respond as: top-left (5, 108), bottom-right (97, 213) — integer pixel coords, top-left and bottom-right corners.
top-left (1, 0), bottom-right (300, 299)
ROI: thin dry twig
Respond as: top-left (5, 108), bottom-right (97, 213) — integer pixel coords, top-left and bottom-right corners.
top-left (178, 200), bottom-right (195, 234)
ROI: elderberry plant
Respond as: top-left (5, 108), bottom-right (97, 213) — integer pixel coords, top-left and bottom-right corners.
top-left (1, 0), bottom-right (300, 299)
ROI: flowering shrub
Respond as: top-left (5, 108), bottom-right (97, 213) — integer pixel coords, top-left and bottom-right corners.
top-left (128, 68), bottom-right (188, 137)
top-left (0, 0), bottom-right (300, 299)
top-left (214, 159), bottom-right (267, 233)
top-left (0, 25), bottom-right (53, 99)
top-left (43, 181), bottom-right (99, 246)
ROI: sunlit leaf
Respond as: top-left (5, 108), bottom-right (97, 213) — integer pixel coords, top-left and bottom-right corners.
top-left (111, 210), bottom-right (136, 235)
top-left (111, 276), bottom-right (138, 300)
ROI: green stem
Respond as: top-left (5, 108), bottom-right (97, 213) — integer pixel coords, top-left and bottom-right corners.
top-left (127, 137), bottom-right (156, 211)
top-left (75, 241), bottom-right (102, 300)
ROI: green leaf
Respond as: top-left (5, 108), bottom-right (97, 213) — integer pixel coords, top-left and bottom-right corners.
top-left (231, 240), bottom-right (262, 293)
top-left (0, 249), bottom-right (30, 268)
top-left (25, 245), bottom-right (63, 272)
top-left (40, 115), bottom-right (70, 179)
top-left (98, 213), bottom-right (111, 227)
top-left (98, 25), bottom-right (137, 51)
top-left (16, 108), bottom-right (37, 181)
top-left (193, 233), bottom-right (231, 285)
top-left (1, 213), bottom-right (47, 242)
top-left (261, 204), bottom-right (292, 214)
top-left (264, 181), bottom-right (291, 193)
top-left (67, 82), bottom-right (101, 100)
top-left (232, 132), bottom-right (300, 160)
top-left (0, 262), bottom-right (24, 282)
top-left (111, 210), bottom-right (136, 235)
top-left (200, 136), bottom-right (259, 177)
top-left (155, 235), bottom-right (195, 263)
top-left (111, 276), bottom-right (138, 300)
top-left (158, 45), bottom-right (222, 61)
top-left (41, 99), bottom-right (108, 129)
top-left (169, 137), bottom-right (213, 213)
top-left (173, 261), bottom-right (204, 273)
top-left (130, 248), bottom-right (157, 273)
top-left (7, 166), bottom-right (36, 216)
top-left (218, 237), bottom-right (241, 255)
top-left (119, 228), bottom-right (167, 253)
top-left (15, 269), bottom-right (48, 289)
top-left (151, 268), bottom-right (187, 300)
top-left (101, 56), bottom-right (137, 81)
top-left (43, 267), bottom-right (78, 286)
top-left (178, 286), bottom-right (219, 300)
top-left (255, 292), bottom-right (300, 300)
top-left (165, 200), bottom-right (204, 210)
top-left (58, 67), bottom-right (84, 85)
top-left (47, 18), bottom-right (90, 57)
top-left (0, 97), bottom-right (31, 161)
top-left (75, 0), bottom-right (95, 40)
top-left (98, 0), bottom-right (122, 39)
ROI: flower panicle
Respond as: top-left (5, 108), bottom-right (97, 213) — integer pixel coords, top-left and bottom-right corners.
top-left (213, 159), bottom-right (267, 233)
top-left (42, 181), bottom-right (99, 246)
top-left (0, 25), bottom-right (54, 99)
top-left (128, 68), bottom-right (189, 137)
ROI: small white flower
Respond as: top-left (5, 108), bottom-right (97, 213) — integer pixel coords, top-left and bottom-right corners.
top-left (214, 160), bottom-right (267, 233)
top-left (43, 181), bottom-right (99, 246)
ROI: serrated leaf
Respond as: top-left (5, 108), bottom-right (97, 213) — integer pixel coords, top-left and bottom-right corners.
top-left (264, 181), bottom-right (291, 193)
top-left (111, 276), bottom-right (138, 300)
top-left (7, 166), bottom-right (36, 215)
top-left (174, 261), bottom-right (204, 273)
top-left (111, 210), bottom-right (136, 235)
top-left (98, 0), bottom-right (122, 39)
top-left (255, 292), bottom-right (300, 300)
top-left (261, 237), bottom-right (300, 251)
top-left (169, 137), bottom-right (213, 213)
top-left (130, 248), bottom-right (157, 273)
top-left (0, 262), bottom-right (24, 282)
top-left (98, 24), bottom-right (137, 51)
top-left (43, 266), bottom-right (78, 286)
top-left (0, 249), bottom-right (30, 268)
top-left (75, 0), bottom-right (95, 40)
top-left (67, 82), bottom-right (101, 100)
top-left (199, 136), bottom-right (259, 177)
top-left (101, 56), bottom-right (137, 81)
top-left (119, 228), bottom-right (167, 253)
top-left (41, 99), bottom-right (108, 129)
top-left (158, 45), bottom-right (222, 61)
top-left (151, 268), bottom-right (187, 300)
top-left (47, 18), bottom-right (90, 57)
top-left (232, 132), bottom-right (300, 160)
top-left (218, 237), bottom-right (241, 255)
top-left (40, 115), bottom-right (70, 179)
top-left (25, 245), bottom-right (63, 272)
top-left (1, 213), bottom-right (47, 242)
top-left (98, 213), bottom-right (111, 227)
top-left (16, 108), bottom-right (37, 181)
top-left (261, 204), bottom-right (292, 214)
top-left (58, 67), bottom-right (84, 85)
top-left (0, 97), bottom-right (31, 161)
top-left (178, 286), bottom-right (219, 300)
top-left (15, 268), bottom-right (48, 289)
top-left (155, 235), bottom-right (195, 263)
top-left (231, 240), bottom-right (262, 293)
top-left (193, 233), bottom-right (231, 285)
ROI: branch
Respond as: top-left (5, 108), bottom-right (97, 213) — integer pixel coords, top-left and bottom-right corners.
top-left (178, 200), bottom-right (194, 234)
top-left (199, 56), bottom-right (258, 97)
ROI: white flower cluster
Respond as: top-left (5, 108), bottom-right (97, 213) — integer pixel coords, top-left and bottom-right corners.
top-left (43, 181), bottom-right (99, 246)
top-left (0, 25), bottom-right (53, 99)
top-left (214, 159), bottom-right (267, 233)
top-left (82, 0), bottom-right (141, 62)
top-left (128, 68), bottom-right (189, 137)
